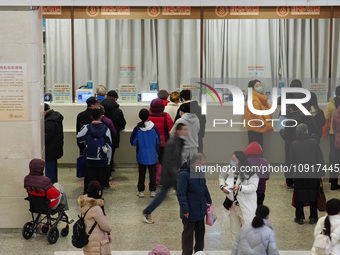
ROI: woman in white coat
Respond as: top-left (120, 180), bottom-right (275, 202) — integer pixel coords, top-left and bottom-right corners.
top-left (312, 199), bottom-right (340, 255)
top-left (219, 151), bottom-right (259, 243)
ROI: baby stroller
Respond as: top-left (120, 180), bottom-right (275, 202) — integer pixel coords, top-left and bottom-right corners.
top-left (22, 186), bottom-right (73, 244)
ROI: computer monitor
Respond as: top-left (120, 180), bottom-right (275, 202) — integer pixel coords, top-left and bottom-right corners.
top-left (76, 89), bottom-right (93, 103)
top-left (141, 91), bottom-right (158, 103)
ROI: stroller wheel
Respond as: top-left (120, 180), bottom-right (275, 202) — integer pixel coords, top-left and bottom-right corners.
top-left (22, 222), bottom-right (35, 240)
top-left (47, 227), bottom-right (59, 244)
top-left (61, 227), bottom-right (69, 237)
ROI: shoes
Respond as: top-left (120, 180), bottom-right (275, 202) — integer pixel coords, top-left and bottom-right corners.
top-left (137, 191), bottom-right (145, 198)
top-left (294, 218), bottom-right (304, 225)
top-left (331, 184), bottom-right (340, 190)
top-left (309, 218), bottom-right (318, 224)
top-left (150, 191), bottom-right (156, 198)
top-left (286, 185), bottom-right (294, 189)
top-left (143, 214), bottom-right (154, 224)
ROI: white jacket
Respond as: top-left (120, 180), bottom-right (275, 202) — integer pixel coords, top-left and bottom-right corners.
top-left (220, 171), bottom-right (259, 224)
top-left (164, 102), bottom-right (181, 122)
top-left (312, 215), bottom-right (340, 255)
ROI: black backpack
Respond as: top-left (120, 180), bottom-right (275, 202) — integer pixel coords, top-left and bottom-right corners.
top-left (72, 207), bottom-right (97, 248)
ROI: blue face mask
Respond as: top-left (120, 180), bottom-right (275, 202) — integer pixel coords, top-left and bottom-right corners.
top-left (179, 136), bottom-right (186, 140)
top-left (230, 160), bottom-right (237, 167)
top-left (255, 86), bottom-right (263, 94)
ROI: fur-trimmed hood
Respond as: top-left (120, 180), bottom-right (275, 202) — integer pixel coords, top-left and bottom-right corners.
top-left (78, 195), bottom-right (104, 210)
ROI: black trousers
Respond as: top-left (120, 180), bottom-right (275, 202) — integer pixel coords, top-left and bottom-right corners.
top-left (295, 200), bottom-right (318, 220)
top-left (248, 131), bottom-right (263, 149)
top-left (138, 163), bottom-right (156, 192)
top-left (109, 147), bottom-right (116, 172)
top-left (158, 147), bottom-right (165, 164)
top-left (182, 219), bottom-right (205, 255)
top-left (198, 136), bottom-right (204, 153)
top-left (257, 192), bottom-right (265, 206)
top-left (84, 163), bottom-right (106, 194)
top-left (330, 148), bottom-right (340, 184)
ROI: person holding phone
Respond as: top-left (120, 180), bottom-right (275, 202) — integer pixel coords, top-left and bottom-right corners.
top-left (219, 151), bottom-right (259, 243)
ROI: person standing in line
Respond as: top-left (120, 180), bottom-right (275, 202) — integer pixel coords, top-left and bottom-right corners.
top-left (142, 123), bottom-right (187, 224)
top-left (44, 103), bottom-right (64, 184)
top-left (77, 109), bottom-right (112, 194)
top-left (101, 90), bottom-right (126, 176)
top-left (219, 151), bottom-right (259, 243)
top-left (76, 97), bottom-right (100, 156)
top-left (325, 86), bottom-right (340, 185)
top-left (305, 92), bottom-right (325, 140)
top-left (330, 87), bottom-right (340, 190)
top-left (312, 199), bottom-right (340, 255)
top-left (288, 124), bottom-right (324, 225)
top-left (95, 85), bottom-right (107, 103)
top-left (170, 103), bottom-right (199, 164)
top-left (177, 153), bottom-right (212, 255)
top-left (158, 89), bottom-right (170, 107)
top-left (174, 90), bottom-right (206, 153)
top-left (244, 80), bottom-right (273, 149)
top-left (164, 91), bottom-right (181, 122)
top-left (244, 142), bottom-right (269, 206)
top-left (130, 109), bottom-right (160, 198)
top-left (232, 205), bottom-right (279, 255)
top-left (148, 98), bottom-right (173, 164)
top-left (78, 181), bottom-right (112, 255)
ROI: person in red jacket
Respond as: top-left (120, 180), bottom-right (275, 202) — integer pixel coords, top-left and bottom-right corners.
top-left (149, 98), bottom-right (173, 163)
top-left (24, 158), bottom-right (68, 210)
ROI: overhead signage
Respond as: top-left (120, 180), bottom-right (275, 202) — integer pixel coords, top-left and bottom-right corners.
top-left (162, 6), bottom-right (191, 16)
top-left (291, 6), bottom-right (320, 15)
top-left (101, 6), bottom-right (130, 16)
top-left (230, 6), bottom-right (259, 15)
top-left (42, 6), bottom-right (62, 15)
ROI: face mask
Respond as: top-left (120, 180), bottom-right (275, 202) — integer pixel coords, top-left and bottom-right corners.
top-left (200, 165), bottom-right (206, 171)
top-left (255, 86), bottom-right (263, 94)
top-left (230, 160), bottom-right (237, 167)
top-left (179, 136), bottom-right (186, 140)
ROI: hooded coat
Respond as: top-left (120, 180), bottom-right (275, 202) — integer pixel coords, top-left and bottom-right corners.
top-left (24, 159), bottom-right (61, 209)
top-left (245, 90), bottom-right (274, 133)
top-left (170, 112), bottom-right (199, 150)
top-left (130, 121), bottom-right (160, 165)
top-left (101, 98), bottom-right (126, 148)
top-left (177, 162), bottom-right (212, 222)
top-left (78, 195), bottom-right (112, 255)
top-left (149, 98), bottom-right (173, 147)
top-left (45, 109), bottom-right (64, 160)
top-left (244, 142), bottom-right (269, 194)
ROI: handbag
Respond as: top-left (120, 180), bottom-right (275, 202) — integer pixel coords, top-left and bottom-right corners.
top-left (223, 196), bottom-right (234, 210)
top-left (318, 179), bottom-right (327, 212)
top-left (312, 218), bottom-right (332, 255)
top-left (206, 204), bottom-right (217, 226)
top-left (322, 120), bottom-right (331, 139)
top-left (76, 156), bottom-right (85, 178)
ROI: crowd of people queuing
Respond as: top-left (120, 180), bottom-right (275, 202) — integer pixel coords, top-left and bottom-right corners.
top-left (26, 80), bottom-right (340, 255)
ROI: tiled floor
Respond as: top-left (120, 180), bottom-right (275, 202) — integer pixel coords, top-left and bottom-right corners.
top-left (1, 166), bottom-right (338, 255)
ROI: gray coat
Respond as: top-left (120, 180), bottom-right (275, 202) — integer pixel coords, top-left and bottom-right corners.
top-left (231, 221), bottom-right (279, 255)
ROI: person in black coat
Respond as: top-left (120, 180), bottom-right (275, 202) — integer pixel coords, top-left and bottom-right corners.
top-left (76, 97), bottom-right (100, 155)
top-left (281, 104), bottom-right (318, 187)
top-left (304, 92), bottom-right (326, 140)
top-left (174, 90), bottom-right (206, 153)
top-left (288, 123), bottom-right (324, 225)
top-left (142, 123), bottom-right (187, 224)
top-left (101, 90), bottom-right (126, 173)
top-left (44, 103), bottom-right (64, 184)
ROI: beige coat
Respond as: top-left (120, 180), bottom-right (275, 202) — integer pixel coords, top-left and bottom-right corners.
top-left (78, 195), bottom-right (112, 255)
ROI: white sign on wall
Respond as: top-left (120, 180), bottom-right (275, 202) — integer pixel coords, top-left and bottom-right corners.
top-left (0, 63), bottom-right (28, 121)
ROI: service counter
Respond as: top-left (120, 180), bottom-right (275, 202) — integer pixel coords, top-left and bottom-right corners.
top-left (50, 103), bottom-right (330, 165)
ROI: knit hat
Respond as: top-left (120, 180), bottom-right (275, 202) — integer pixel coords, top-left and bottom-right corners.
top-left (107, 90), bottom-right (118, 98)
top-left (86, 96), bottom-right (98, 107)
top-left (44, 103), bottom-right (50, 111)
top-left (148, 245), bottom-right (170, 255)
top-left (179, 102), bottom-right (190, 113)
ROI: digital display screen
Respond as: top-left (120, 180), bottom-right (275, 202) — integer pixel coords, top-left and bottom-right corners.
top-left (77, 91), bottom-right (92, 103)
top-left (141, 92), bottom-right (158, 102)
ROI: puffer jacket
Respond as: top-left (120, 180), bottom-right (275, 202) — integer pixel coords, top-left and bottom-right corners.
top-left (325, 98), bottom-right (336, 135)
top-left (231, 220), bottom-right (279, 255)
top-left (333, 106), bottom-right (340, 149)
top-left (244, 142), bottom-right (269, 194)
top-left (245, 90), bottom-right (274, 133)
top-left (24, 159), bottom-right (61, 209)
top-left (222, 172), bottom-right (259, 224)
top-left (45, 109), bottom-right (64, 160)
top-left (170, 112), bottom-right (199, 149)
top-left (78, 195), bottom-right (112, 255)
top-left (312, 215), bottom-right (340, 255)
top-left (149, 98), bottom-right (173, 147)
